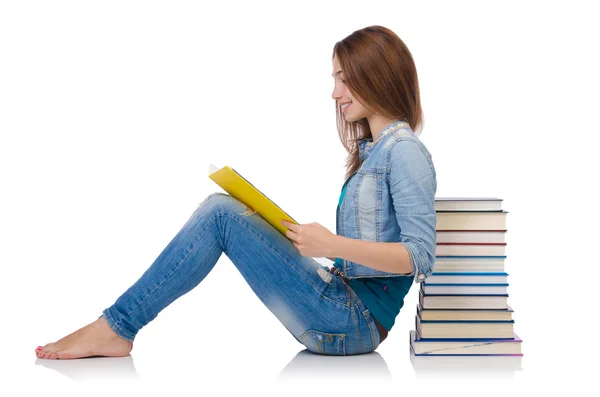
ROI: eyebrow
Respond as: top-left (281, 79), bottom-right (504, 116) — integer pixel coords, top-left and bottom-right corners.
top-left (331, 70), bottom-right (343, 77)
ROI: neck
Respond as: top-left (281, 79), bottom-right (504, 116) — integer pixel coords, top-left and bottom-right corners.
top-left (367, 116), bottom-right (402, 141)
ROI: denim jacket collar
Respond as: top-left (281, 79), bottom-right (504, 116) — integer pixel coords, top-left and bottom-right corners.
top-left (358, 120), bottom-right (410, 162)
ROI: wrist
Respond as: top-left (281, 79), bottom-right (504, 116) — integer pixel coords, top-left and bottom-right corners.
top-left (328, 235), bottom-right (344, 258)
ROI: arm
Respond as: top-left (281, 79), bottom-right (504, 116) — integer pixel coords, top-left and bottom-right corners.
top-left (331, 140), bottom-right (437, 276)
top-left (329, 236), bottom-right (413, 273)
top-left (387, 140), bottom-right (437, 277)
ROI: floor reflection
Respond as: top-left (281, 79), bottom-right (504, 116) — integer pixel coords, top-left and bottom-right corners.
top-left (276, 348), bottom-right (392, 381)
top-left (409, 350), bottom-right (523, 378)
top-left (35, 354), bottom-right (140, 381)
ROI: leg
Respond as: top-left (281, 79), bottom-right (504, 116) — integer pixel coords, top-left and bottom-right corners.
top-left (36, 192), bottom-right (381, 358)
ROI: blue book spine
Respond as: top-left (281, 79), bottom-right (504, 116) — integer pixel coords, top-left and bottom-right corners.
top-left (430, 272), bottom-right (508, 276)
top-left (423, 283), bottom-right (509, 286)
top-left (436, 256), bottom-right (507, 258)
top-left (419, 320), bottom-right (515, 323)
top-left (421, 293), bottom-right (509, 297)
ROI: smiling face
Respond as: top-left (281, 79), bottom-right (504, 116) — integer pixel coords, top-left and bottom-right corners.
top-left (331, 54), bottom-right (371, 122)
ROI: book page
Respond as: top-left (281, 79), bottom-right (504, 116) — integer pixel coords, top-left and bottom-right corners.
top-left (208, 163), bottom-right (222, 176)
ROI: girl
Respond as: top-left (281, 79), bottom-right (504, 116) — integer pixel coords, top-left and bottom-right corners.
top-left (35, 25), bottom-right (436, 359)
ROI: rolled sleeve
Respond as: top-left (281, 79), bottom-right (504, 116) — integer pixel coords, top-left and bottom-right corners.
top-left (389, 140), bottom-right (437, 283)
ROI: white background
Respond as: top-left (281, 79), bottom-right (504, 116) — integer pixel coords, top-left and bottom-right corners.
top-left (1, 0), bottom-right (598, 395)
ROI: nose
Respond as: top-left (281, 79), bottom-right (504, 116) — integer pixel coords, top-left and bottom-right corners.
top-left (332, 86), bottom-right (341, 102)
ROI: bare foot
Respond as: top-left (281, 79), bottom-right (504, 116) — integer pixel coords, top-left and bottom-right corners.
top-left (35, 315), bottom-right (133, 360)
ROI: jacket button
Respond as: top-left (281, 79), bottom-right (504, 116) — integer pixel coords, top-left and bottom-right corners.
top-left (418, 273), bottom-right (425, 280)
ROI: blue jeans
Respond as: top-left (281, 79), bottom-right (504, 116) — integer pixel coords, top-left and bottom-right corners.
top-left (101, 192), bottom-right (381, 355)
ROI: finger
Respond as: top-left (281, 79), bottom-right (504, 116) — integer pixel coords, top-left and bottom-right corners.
top-left (285, 229), bottom-right (297, 241)
top-left (282, 220), bottom-right (298, 231)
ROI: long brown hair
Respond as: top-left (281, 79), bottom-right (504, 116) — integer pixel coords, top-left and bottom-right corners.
top-left (333, 25), bottom-right (423, 180)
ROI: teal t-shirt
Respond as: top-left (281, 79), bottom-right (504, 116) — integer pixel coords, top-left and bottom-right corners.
top-left (335, 175), bottom-right (413, 331)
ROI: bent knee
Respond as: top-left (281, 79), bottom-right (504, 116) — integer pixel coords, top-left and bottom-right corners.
top-left (200, 192), bottom-right (256, 216)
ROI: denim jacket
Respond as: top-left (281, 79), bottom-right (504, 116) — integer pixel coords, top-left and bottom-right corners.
top-left (335, 120), bottom-right (437, 283)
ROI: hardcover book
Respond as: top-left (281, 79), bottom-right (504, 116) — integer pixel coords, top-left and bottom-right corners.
top-left (433, 256), bottom-right (506, 272)
top-left (434, 197), bottom-right (503, 212)
top-left (419, 289), bottom-right (509, 309)
top-left (436, 211), bottom-right (508, 231)
top-left (416, 314), bottom-right (515, 339)
top-left (417, 303), bottom-right (514, 321)
top-left (410, 330), bottom-right (523, 356)
top-left (420, 283), bottom-right (509, 295)
top-left (425, 273), bottom-right (509, 284)
top-left (436, 243), bottom-right (507, 256)
top-left (436, 230), bottom-right (507, 243)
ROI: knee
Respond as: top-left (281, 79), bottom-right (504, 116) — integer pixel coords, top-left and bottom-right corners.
top-left (197, 192), bottom-right (229, 209)
top-left (199, 192), bottom-right (249, 215)
top-left (202, 192), bottom-right (229, 203)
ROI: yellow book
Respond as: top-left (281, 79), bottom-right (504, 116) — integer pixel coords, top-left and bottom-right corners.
top-left (208, 164), bottom-right (299, 237)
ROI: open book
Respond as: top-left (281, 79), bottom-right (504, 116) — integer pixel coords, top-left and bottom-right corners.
top-left (208, 164), bottom-right (299, 237)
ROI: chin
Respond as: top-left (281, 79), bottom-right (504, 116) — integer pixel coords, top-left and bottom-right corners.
top-left (343, 112), bottom-right (358, 122)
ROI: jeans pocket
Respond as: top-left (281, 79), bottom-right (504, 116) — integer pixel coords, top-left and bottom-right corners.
top-left (300, 329), bottom-right (346, 356)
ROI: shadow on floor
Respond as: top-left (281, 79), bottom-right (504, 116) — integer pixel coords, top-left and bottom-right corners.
top-left (276, 348), bottom-right (392, 381)
top-left (35, 354), bottom-right (140, 381)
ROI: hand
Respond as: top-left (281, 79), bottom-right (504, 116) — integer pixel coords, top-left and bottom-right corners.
top-left (281, 219), bottom-right (337, 258)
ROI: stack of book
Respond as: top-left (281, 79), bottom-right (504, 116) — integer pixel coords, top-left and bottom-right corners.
top-left (410, 197), bottom-right (523, 356)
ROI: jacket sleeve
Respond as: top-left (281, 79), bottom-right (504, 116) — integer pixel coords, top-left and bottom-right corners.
top-left (388, 140), bottom-right (437, 283)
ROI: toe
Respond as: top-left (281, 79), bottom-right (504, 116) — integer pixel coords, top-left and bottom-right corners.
top-left (55, 350), bottom-right (71, 360)
top-left (45, 346), bottom-right (58, 358)
top-left (40, 346), bottom-right (50, 358)
top-left (42, 343), bottom-right (54, 356)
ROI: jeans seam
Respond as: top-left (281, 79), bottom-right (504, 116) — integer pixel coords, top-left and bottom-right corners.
top-left (346, 283), bottom-right (378, 352)
top-left (365, 311), bottom-right (378, 351)
top-left (103, 309), bottom-right (135, 341)
top-left (350, 304), bottom-right (362, 353)
top-left (362, 307), bottom-right (378, 348)
top-left (224, 214), bottom-right (349, 306)
top-left (344, 282), bottom-right (362, 353)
